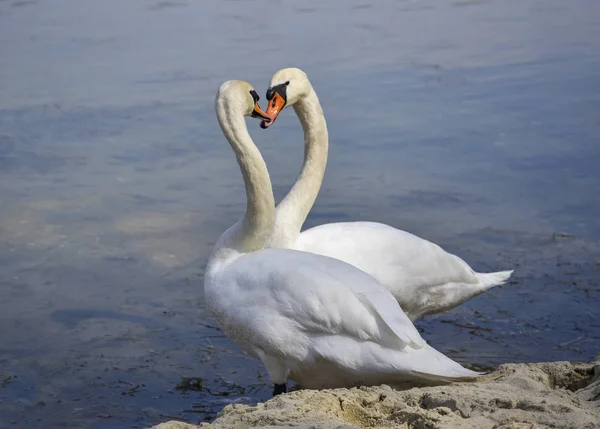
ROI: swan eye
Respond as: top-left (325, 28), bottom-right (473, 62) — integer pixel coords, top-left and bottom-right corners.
top-left (249, 90), bottom-right (260, 103)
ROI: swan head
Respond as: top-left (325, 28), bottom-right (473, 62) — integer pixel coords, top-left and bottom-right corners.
top-left (215, 80), bottom-right (270, 121)
top-left (260, 68), bottom-right (311, 129)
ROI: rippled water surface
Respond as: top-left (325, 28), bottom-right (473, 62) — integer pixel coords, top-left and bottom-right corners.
top-left (1, 0), bottom-right (599, 427)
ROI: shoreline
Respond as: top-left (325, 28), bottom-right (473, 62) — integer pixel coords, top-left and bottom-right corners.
top-left (151, 358), bottom-right (600, 429)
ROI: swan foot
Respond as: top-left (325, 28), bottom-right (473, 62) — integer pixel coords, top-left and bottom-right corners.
top-left (272, 383), bottom-right (287, 396)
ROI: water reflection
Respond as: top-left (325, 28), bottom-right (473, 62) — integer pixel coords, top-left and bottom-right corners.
top-left (1, 0), bottom-right (599, 427)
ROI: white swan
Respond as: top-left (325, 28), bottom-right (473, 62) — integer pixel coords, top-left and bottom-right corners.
top-left (204, 80), bottom-right (481, 396)
top-left (260, 68), bottom-right (513, 321)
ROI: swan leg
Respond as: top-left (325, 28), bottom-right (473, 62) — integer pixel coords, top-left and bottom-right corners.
top-left (256, 349), bottom-right (290, 395)
top-left (272, 383), bottom-right (287, 396)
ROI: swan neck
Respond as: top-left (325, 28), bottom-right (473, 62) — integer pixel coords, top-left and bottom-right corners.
top-left (212, 104), bottom-right (275, 258)
top-left (273, 87), bottom-right (328, 245)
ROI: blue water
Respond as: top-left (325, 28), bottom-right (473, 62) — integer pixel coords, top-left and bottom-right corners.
top-left (1, 0), bottom-right (599, 427)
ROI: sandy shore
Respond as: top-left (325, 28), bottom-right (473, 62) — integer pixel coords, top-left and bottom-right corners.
top-left (151, 359), bottom-right (600, 429)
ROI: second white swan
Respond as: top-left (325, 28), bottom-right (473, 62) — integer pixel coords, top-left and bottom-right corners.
top-left (260, 68), bottom-right (513, 321)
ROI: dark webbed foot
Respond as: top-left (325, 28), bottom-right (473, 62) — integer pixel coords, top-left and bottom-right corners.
top-left (272, 383), bottom-right (287, 396)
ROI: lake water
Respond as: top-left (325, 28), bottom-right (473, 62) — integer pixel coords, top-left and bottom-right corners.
top-left (1, 0), bottom-right (599, 427)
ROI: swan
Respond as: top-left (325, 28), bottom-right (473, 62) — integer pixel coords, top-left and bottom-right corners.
top-left (204, 80), bottom-right (481, 397)
top-left (259, 68), bottom-right (513, 321)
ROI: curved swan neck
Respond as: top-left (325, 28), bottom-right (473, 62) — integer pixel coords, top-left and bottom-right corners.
top-left (272, 86), bottom-right (328, 245)
top-left (214, 102), bottom-right (275, 256)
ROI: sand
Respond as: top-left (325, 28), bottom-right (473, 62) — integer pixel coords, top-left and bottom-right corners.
top-left (151, 359), bottom-right (600, 429)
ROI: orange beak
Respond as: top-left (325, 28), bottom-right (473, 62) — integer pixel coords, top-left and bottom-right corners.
top-left (260, 92), bottom-right (286, 129)
top-left (251, 100), bottom-right (270, 121)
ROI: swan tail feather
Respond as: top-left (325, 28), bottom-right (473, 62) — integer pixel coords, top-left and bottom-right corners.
top-left (412, 269), bottom-right (514, 320)
top-left (403, 346), bottom-right (485, 384)
top-left (410, 368), bottom-right (483, 384)
top-left (474, 269), bottom-right (513, 291)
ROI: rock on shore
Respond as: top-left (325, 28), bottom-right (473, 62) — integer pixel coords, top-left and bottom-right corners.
top-left (151, 359), bottom-right (600, 429)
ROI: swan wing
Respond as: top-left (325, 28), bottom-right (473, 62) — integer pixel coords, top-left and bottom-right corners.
top-left (208, 247), bottom-right (425, 357)
top-left (296, 221), bottom-right (479, 291)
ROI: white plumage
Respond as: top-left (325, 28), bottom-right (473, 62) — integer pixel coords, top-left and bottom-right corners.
top-left (205, 80), bottom-right (481, 394)
top-left (261, 68), bottom-right (513, 321)
top-left (295, 221), bottom-right (513, 320)
top-left (206, 248), bottom-right (480, 389)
